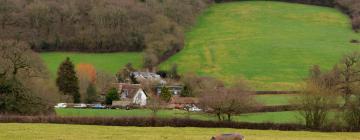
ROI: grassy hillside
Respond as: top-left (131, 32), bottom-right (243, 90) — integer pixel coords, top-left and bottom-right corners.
top-left (1, 124), bottom-right (360, 140)
top-left (161, 1), bottom-right (360, 90)
top-left (41, 52), bottom-right (143, 77)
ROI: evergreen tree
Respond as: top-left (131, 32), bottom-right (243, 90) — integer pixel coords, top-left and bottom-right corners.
top-left (56, 57), bottom-right (80, 103)
top-left (105, 88), bottom-right (119, 105)
top-left (160, 86), bottom-right (172, 102)
top-left (86, 82), bottom-right (97, 104)
top-left (180, 85), bottom-right (192, 97)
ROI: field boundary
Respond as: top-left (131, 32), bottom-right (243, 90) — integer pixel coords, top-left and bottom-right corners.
top-left (0, 115), bottom-right (356, 132)
top-left (255, 91), bottom-right (299, 95)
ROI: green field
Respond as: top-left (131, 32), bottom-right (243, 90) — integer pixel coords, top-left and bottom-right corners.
top-left (161, 1), bottom-right (360, 90)
top-left (56, 109), bottom-right (302, 124)
top-left (255, 94), bottom-right (298, 106)
top-left (40, 52), bottom-right (143, 77)
top-left (1, 124), bottom-right (359, 140)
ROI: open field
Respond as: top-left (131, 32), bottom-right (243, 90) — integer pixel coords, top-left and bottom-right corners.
top-left (255, 94), bottom-right (298, 105)
top-left (56, 109), bottom-right (302, 124)
top-left (0, 123), bottom-right (359, 140)
top-left (40, 52), bottom-right (143, 77)
top-left (161, 1), bottom-right (360, 90)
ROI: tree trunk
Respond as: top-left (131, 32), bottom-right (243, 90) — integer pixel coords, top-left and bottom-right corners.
top-left (227, 113), bottom-right (232, 122)
top-left (216, 113), bottom-right (221, 121)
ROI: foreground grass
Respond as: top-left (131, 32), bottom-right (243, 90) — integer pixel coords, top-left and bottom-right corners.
top-left (40, 52), bottom-right (143, 77)
top-left (56, 109), bottom-right (302, 124)
top-left (161, 1), bottom-right (360, 90)
top-left (0, 123), bottom-right (359, 140)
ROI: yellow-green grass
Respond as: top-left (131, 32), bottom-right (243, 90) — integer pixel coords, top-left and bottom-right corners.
top-left (1, 123), bottom-right (359, 140)
top-left (161, 1), bottom-right (360, 90)
top-left (56, 109), bottom-right (302, 124)
top-left (40, 52), bottom-right (143, 77)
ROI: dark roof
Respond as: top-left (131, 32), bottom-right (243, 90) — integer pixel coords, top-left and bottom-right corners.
top-left (117, 83), bottom-right (143, 98)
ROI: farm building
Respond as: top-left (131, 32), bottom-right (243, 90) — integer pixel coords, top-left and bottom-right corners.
top-left (114, 83), bottom-right (148, 106)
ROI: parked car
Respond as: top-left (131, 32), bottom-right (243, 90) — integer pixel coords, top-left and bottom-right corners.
top-left (92, 104), bottom-right (106, 109)
top-left (189, 105), bottom-right (202, 112)
top-left (73, 103), bottom-right (87, 109)
top-left (184, 104), bottom-right (202, 112)
top-left (54, 103), bottom-right (67, 108)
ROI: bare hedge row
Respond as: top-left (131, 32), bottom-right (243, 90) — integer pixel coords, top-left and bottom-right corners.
top-left (1, 115), bottom-right (358, 132)
top-left (0, 115), bottom-right (305, 131)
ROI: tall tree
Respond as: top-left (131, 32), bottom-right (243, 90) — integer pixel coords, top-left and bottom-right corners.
top-left (116, 63), bottom-right (136, 83)
top-left (160, 86), bottom-right (172, 102)
top-left (56, 57), bottom-right (80, 103)
top-left (0, 40), bottom-right (56, 115)
top-left (85, 82), bottom-right (97, 104)
top-left (335, 52), bottom-right (360, 106)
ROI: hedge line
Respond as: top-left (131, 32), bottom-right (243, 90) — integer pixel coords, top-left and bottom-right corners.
top-left (255, 91), bottom-right (299, 95)
top-left (0, 115), bottom-right (357, 132)
top-left (215, 0), bottom-right (335, 7)
top-left (0, 115), bottom-right (305, 130)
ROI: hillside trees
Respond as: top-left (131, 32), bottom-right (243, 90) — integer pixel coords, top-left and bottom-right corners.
top-left (0, 0), bottom-right (17, 29)
top-left (56, 58), bottom-right (80, 103)
top-left (0, 40), bottom-right (58, 115)
top-left (0, 0), bottom-right (211, 68)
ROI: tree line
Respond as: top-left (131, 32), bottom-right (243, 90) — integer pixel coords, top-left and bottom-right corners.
top-left (0, 0), bottom-right (211, 68)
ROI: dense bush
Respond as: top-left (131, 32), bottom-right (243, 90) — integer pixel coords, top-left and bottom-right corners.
top-left (0, 40), bottom-right (59, 115)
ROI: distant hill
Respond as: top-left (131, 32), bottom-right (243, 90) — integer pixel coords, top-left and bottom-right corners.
top-left (161, 1), bottom-right (360, 90)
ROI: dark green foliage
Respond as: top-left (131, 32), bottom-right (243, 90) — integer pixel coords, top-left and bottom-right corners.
top-left (86, 83), bottom-right (97, 104)
top-left (180, 86), bottom-right (192, 97)
top-left (160, 86), bottom-right (172, 102)
top-left (56, 57), bottom-right (80, 103)
top-left (0, 40), bottom-right (55, 115)
top-left (105, 88), bottom-right (119, 105)
top-left (0, 79), bottom-right (51, 115)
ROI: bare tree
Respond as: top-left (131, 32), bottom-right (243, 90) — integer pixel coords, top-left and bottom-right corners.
top-left (295, 66), bottom-right (338, 129)
top-left (0, 40), bottom-right (44, 79)
top-left (147, 95), bottom-right (164, 117)
top-left (199, 79), bottom-right (257, 121)
top-left (335, 52), bottom-right (360, 106)
top-left (0, 0), bottom-right (17, 29)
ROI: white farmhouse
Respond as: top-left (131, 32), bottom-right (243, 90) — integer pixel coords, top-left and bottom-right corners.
top-left (116, 83), bottom-right (147, 106)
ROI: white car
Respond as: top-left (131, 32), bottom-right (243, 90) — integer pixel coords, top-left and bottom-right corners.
top-left (73, 103), bottom-right (87, 109)
top-left (54, 103), bottom-right (67, 108)
top-left (189, 106), bottom-right (202, 112)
